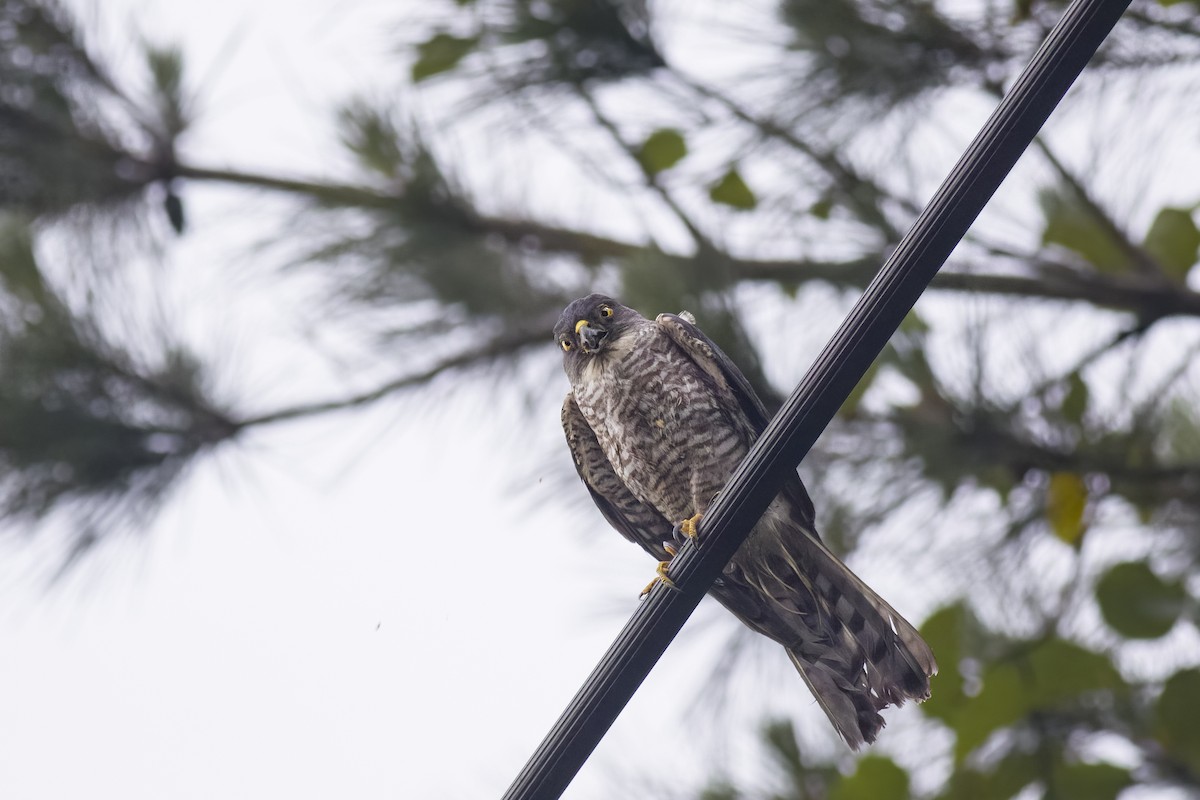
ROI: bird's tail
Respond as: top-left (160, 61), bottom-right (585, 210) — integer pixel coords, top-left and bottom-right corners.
top-left (716, 514), bottom-right (937, 749)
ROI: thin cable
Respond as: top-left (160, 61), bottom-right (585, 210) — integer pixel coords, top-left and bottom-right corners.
top-left (502, 1), bottom-right (1131, 797)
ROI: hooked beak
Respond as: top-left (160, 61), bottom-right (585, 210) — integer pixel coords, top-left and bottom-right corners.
top-left (575, 319), bottom-right (608, 353)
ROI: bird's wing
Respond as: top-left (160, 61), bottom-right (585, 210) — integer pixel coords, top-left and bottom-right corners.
top-left (562, 393), bottom-right (674, 560)
top-left (656, 312), bottom-right (816, 524)
top-left (656, 313), bottom-right (934, 748)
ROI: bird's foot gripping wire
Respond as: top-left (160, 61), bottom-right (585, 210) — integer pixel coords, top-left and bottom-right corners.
top-left (671, 512), bottom-right (704, 547)
top-left (639, 543), bottom-right (681, 599)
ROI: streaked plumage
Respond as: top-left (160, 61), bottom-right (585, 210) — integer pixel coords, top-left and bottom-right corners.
top-left (554, 294), bottom-right (935, 748)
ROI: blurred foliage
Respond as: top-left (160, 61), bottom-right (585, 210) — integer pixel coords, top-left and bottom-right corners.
top-left (1143, 207), bottom-right (1200, 281)
top-left (697, 598), bottom-right (1186, 798)
top-left (1095, 561), bottom-right (1188, 639)
top-left (1038, 182), bottom-right (1129, 273)
top-left (408, 0), bottom-right (663, 94)
top-left (1045, 470), bottom-right (1087, 545)
top-left (5, 0), bottom-right (1200, 796)
top-left (0, 0), bottom-right (188, 222)
top-left (779, 0), bottom-right (991, 109)
top-left (637, 128), bottom-right (687, 175)
top-left (301, 98), bottom-right (584, 339)
top-left (0, 214), bottom-right (234, 553)
top-left (709, 168), bottom-right (758, 211)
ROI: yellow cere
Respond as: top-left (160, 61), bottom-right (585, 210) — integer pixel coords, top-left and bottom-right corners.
top-left (575, 319), bottom-right (589, 334)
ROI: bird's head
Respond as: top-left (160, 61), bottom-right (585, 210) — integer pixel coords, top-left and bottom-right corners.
top-left (553, 294), bottom-right (640, 377)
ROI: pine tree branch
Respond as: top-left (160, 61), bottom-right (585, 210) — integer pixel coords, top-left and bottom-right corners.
top-left (1010, 319), bottom-right (1147, 409)
top-left (892, 408), bottom-right (1200, 505)
top-left (573, 85), bottom-right (718, 256)
top-left (674, 75), bottom-right (911, 241)
top-left (743, 258), bottom-right (1200, 319)
top-left (1033, 137), bottom-right (1167, 281)
top-left (173, 161), bottom-right (644, 259)
top-left (1123, 7), bottom-right (1200, 40)
top-left (173, 163), bottom-right (398, 208)
top-left (174, 163), bottom-right (1200, 321)
top-left (234, 329), bottom-right (545, 429)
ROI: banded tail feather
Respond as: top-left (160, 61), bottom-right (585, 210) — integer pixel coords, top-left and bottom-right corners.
top-left (715, 516), bottom-right (936, 749)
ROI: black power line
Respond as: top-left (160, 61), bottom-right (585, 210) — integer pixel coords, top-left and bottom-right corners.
top-left (502, 0), bottom-right (1132, 797)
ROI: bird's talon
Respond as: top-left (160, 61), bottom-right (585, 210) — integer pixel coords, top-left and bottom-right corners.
top-left (639, 560), bottom-right (678, 598)
top-left (672, 512), bottom-right (704, 547)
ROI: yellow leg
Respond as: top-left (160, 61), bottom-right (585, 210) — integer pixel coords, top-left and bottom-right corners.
top-left (639, 559), bottom-right (677, 598)
top-left (678, 512), bottom-right (703, 541)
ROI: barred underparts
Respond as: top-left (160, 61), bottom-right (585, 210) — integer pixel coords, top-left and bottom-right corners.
top-left (555, 294), bottom-right (935, 748)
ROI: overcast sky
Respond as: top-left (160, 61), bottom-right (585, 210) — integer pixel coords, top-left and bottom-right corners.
top-left (0, 2), bottom-right (867, 798)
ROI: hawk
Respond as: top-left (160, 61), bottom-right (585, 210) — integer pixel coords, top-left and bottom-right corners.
top-left (554, 294), bottom-right (935, 748)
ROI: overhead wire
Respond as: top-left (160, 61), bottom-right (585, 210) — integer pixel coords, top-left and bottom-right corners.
top-left (502, 1), bottom-right (1134, 797)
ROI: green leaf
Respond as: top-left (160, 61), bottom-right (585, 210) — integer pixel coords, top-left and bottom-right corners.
top-left (1157, 669), bottom-right (1200, 771)
top-left (146, 45), bottom-right (184, 94)
top-left (840, 357), bottom-right (882, 418)
top-left (939, 753), bottom-right (1038, 800)
top-left (918, 604), bottom-right (969, 724)
top-left (898, 309), bottom-right (930, 335)
top-left (1045, 471), bottom-right (1087, 546)
top-left (1161, 398), bottom-right (1200, 462)
top-left (1054, 762), bottom-right (1131, 800)
top-left (1012, 0), bottom-right (1035, 21)
top-left (0, 215), bottom-right (47, 301)
top-left (619, 249), bottom-right (690, 315)
top-left (951, 638), bottom-right (1123, 762)
top-left (1060, 371), bottom-right (1088, 425)
top-left (889, 315), bottom-right (937, 398)
top-left (953, 661), bottom-right (1028, 761)
top-left (144, 44), bottom-right (189, 137)
top-left (412, 33), bottom-right (479, 82)
top-left (163, 191), bottom-right (185, 234)
top-left (1143, 207), bottom-right (1200, 280)
top-left (1024, 638), bottom-right (1124, 702)
top-left (809, 196), bottom-right (834, 219)
top-left (1096, 561), bottom-right (1187, 639)
top-left (710, 168), bottom-right (757, 210)
top-left (830, 757), bottom-right (909, 800)
top-left (698, 782), bottom-right (740, 800)
top-left (977, 466), bottom-right (1016, 503)
top-left (757, 717), bottom-right (841, 796)
top-left (761, 719), bottom-right (808, 791)
top-left (1039, 185), bottom-right (1125, 272)
top-left (636, 129), bottom-right (687, 175)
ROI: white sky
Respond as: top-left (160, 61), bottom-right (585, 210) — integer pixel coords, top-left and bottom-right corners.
top-left (0, 2), bottom-right (851, 798)
top-left (7, 2), bottom-right (1194, 799)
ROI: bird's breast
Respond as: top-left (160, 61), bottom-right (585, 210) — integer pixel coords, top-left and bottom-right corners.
top-left (573, 332), bottom-right (745, 518)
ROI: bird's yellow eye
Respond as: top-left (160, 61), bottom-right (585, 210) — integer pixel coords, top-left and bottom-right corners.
top-left (600, 305), bottom-right (613, 318)
top-left (561, 339), bottom-right (573, 352)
